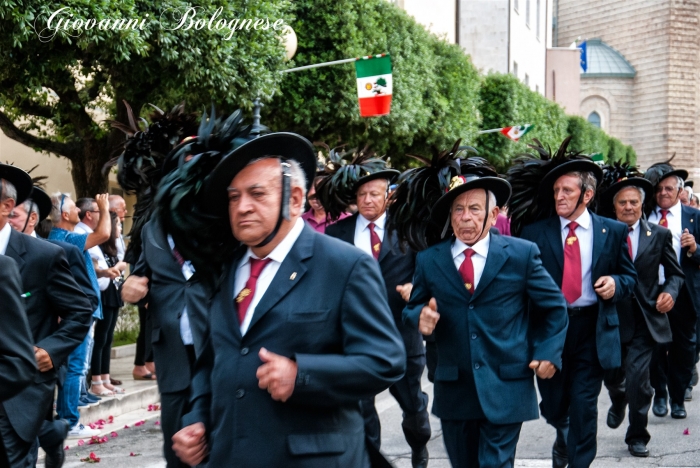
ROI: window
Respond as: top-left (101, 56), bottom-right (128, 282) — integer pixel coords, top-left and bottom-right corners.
top-left (526, 0), bottom-right (530, 27)
top-left (514, 0), bottom-right (519, 12)
top-left (536, 0), bottom-right (540, 39)
top-left (524, 74), bottom-right (529, 86)
top-left (588, 112), bottom-right (601, 128)
top-left (513, 62), bottom-right (518, 77)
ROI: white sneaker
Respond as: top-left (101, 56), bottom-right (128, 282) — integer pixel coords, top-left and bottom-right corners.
top-left (67, 423), bottom-right (100, 439)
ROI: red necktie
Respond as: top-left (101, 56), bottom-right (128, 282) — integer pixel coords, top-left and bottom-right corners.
top-left (172, 246), bottom-right (185, 267)
top-left (235, 258), bottom-right (272, 325)
top-left (627, 227), bottom-right (634, 260)
top-left (659, 209), bottom-right (669, 227)
top-left (562, 221), bottom-right (582, 304)
top-left (368, 222), bottom-right (381, 260)
top-left (459, 249), bottom-right (476, 294)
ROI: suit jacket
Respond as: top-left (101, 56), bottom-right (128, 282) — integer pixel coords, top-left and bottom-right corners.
top-left (130, 218), bottom-right (211, 394)
top-left (0, 255), bottom-right (37, 402)
top-left (326, 214), bottom-right (424, 356)
top-left (617, 219), bottom-right (683, 344)
top-left (2, 229), bottom-right (92, 441)
top-left (676, 204), bottom-right (700, 313)
top-left (403, 234), bottom-right (568, 424)
top-left (182, 225), bottom-right (405, 467)
top-left (520, 212), bottom-right (637, 370)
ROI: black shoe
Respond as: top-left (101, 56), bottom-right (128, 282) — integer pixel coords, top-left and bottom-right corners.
top-left (44, 419), bottom-right (69, 468)
top-left (691, 365), bottom-right (699, 387)
top-left (552, 441), bottom-right (568, 468)
top-left (607, 401), bottom-right (626, 429)
top-left (411, 446), bottom-right (429, 468)
top-left (685, 387), bottom-right (693, 401)
top-left (671, 401), bottom-right (687, 419)
top-left (652, 396), bottom-right (668, 417)
top-left (628, 442), bottom-right (649, 458)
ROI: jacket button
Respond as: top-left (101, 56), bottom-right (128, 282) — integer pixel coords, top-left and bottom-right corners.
top-left (235, 389), bottom-right (245, 399)
top-left (471, 333), bottom-right (477, 340)
top-left (474, 363), bottom-right (481, 370)
top-left (186, 283), bottom-right (191, 288)
top-left (469, 305), bottom-right (474, 310)
top-left (240, 347), bottom-right (249, 356)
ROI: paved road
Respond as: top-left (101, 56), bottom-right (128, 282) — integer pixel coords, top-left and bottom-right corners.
top-left (43, 374), bottom-right (699, 467)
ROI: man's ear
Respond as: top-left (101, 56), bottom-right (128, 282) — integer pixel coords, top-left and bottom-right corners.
top-left (289, 185), bottom-right (305, 216)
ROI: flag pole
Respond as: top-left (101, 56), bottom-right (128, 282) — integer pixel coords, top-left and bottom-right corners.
top-left (280, 54), bottom-right (388, 74)
top-left (477, 128), bottom-right (504, 134)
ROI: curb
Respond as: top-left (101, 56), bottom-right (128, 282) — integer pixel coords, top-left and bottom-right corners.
top-left (79, 385), bottom-right (160, 425)
top-left (111, 343), bottom-right (136, 359)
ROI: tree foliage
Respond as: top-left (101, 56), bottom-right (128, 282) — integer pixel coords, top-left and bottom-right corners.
top-left (0, 0), bottom-right (292, 196)
top-left (264, 0), bottom-right (481, 168)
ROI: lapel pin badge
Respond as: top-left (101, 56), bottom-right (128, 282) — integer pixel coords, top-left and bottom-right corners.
top-left (602, 228), bottom-right (606, 233)
top-left (290, 272), bottom-right (297, 280)
top-left (647, 231), bottom-right (651, 236)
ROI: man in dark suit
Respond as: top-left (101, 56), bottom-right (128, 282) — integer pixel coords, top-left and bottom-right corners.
top-left (644, 164), bottom-right (700, 419)
top-left (597, 173), bottom-right (684, 457)
top-left (404, 174), bottom-right (568, 468)
top-left (172, 133), bottom-right (405, 467)
top-left (519, 160), bottom-right (637, 468)
top-left (0, 164), bottom-right (93, 467)
top-left (121, 217), bottom-right (211, 468)
top-left (326, 169), bottom-right (431, 468)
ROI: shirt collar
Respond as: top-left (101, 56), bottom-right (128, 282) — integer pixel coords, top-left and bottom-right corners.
top-left (452, 232), bottom-right (491, 259)
top-left (0, 222), bottom-right (11, 255)
top-left (560, 208), bottom-right (591, 231)
top-left (30, 230), bottom-right (37, 238)
top-left (358, 212), bottom-right (386, 231)
top-left (629, 219), bottom-right (640, 232)
top-left (242, 217), bottom-right (306, 267)
top-left (76, 221), bottom-right (93, 233)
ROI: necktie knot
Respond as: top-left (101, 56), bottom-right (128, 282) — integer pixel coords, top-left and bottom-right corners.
top-left (368, 222), bottom-right (376, 232)
top-left (567, 221), bottom-right (579, 233)
top-left (249, 258), bottom-right (271, 279)
top-left (660, 209), bottom-right (669, 217)
top-left (628, 226), bottom-right (633, 233)
top-left (463, 248), bottom-right (476, 259)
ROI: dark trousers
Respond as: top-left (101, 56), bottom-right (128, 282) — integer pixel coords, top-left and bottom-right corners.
top-left (160, 389), bottom-right (191, 468)
top-left (425, 338), bottom-right (437, 383)
top-left (134, 304), bottom-right (153, 366)
top-left (441, 419), bottom-right (522, 468)
top-left (0, 406), bottom-right (37, 468)
top-left (92, 305), bottom-right (120, 375)
top-left (360, 353), bottom-right (431, 452)
top-left (650, 291), bottom-right (697, 404)
top-left (604, 307), bottom-right (656, 445)
top-left (538, 315), bottom-right (603, 468)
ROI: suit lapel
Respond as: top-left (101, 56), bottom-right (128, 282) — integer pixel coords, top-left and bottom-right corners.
top-left (471, 234), bottom-right (508, 302)
top-left (246, 226), bottom-right (314, 333)
top-left (431, 239), bottom-right (471, 301)
top-left (543, 217), bottom-right (564, 274)
top-left (681, 204), bottom-right (692, 232)
top-left (591, 213), bottom-right (609, 274)
top-left (6, 230), bottom-right (26, 273)
top-left (636, 219), bottom-right (653, 260)
top-left (378, 226), bottom-right (396, 263)
top-left (340, 214), bottom-right (358, 244)
top-left (221, 249), bottom-right (246, 340)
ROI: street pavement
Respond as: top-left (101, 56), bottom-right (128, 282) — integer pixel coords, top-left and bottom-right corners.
top-left (42, 371), bottom-right (699, 467)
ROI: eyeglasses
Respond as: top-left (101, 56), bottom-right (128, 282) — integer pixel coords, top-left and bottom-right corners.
top-left (59, 194), bottom-right (67, 213)
top-left (656, 186), bottom-right (680, 194)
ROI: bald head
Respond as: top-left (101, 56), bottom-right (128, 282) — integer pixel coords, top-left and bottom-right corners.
top-left (109, 194), bottom-right (127, 222)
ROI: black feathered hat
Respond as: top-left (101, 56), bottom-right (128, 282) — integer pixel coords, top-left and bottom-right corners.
top-left (644, 155), bottom-right (688, 187)
top-left (430, 175), bottom-right (511, 227)
top-left (29, 187), bottom-right (52, 221)
top-left (597, 162), bottom-right (653, 219)
top-left (0, 163), bottom-right (32, 205)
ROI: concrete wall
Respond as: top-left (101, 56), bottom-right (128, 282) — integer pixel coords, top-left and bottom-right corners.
top-left (458, 0), bottom-right (510, 74)
top-left (546, 48), bottom-right (580, 114)
top-left (510, 0), bottom-right (548, 93)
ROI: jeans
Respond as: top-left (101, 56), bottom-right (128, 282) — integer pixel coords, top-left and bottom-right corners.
top-left (80, 322), bottom-right (96, 401)
top-left (56, 330), bottom-right (90, 427)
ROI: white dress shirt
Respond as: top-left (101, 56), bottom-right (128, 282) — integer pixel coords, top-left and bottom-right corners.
top-left (234, 218), bottom-right (306, 336)
top-left (116, 235), bottom-right (126, 262)
top-left (0, 222), bottom-right (11, 255)
top-left (559, 209), bottom-right (596, 307)
top-left (452, 233), bottom-right (490, 291)
top-left (75, 221), bottom-right (110, 291)
top-left (167, 235), bottom-right (195, 346)
top-left (354, 212), bottom-right (386, 258)
top-left (627, 220), bottom-right (640, 262)
top-left (649, 201), bottom-right (683, 284)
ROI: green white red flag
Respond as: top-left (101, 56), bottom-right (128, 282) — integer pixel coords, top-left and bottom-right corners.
top-left (500, 125), bottom-right (534, 141)
top-left (355, 54), bottom-right (392, 117)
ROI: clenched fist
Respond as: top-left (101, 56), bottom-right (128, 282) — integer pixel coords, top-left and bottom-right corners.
top-left (418, 298), bottom-right (440, 335)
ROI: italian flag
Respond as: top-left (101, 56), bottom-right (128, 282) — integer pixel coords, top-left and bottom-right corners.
top-left (355, 54), bottom-right (392, 117)
top-left (500, 124), bottom-right (534, 141)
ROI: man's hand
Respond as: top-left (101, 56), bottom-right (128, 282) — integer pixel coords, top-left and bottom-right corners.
top-left (256, 348), bottom-right (297, 402)
top-left (594, 276), bottom-right (616, 300)
top-left (172, 423), bottom-right (208, 466)
top-left (529, 360), bottom-right (556, 379)
top-left (34, 347), bottom-right (53, 372)
top-left (681, 228), bottom-right (697, 253)
top-left (396, 283), bottom-right (413, 303)
top-left (95, 193), bottom-right (109, 214)
top-left (418, 298), bottom-right (440, 335)
top-left (97, 267), bottom-right (121, 279)
top-left (122, 275), bottom-right (149, 303)
top-left (656, 292), bottom-right (675, 314)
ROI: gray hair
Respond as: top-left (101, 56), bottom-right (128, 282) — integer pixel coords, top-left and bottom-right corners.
top-left (684, 186), bottom-right (693, 197)
top-left (613, 186), bottom-right (645, 205)
top-left (0, 179), bottom-right (17, 202)
top-left (569, 171), bottom-right (598, 199)
top-left (246, 156), bottom-right (308, 200)
top-left (19, 199), bottom-right (40, 217)
top-left (49, 192), bottom-right (71, 224)
top-left (674, 176), bottom-right (685, 189)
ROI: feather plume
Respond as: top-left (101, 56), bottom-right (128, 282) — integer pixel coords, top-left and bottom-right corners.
top-left (643, 154), bottom-right (678, 187)
top-left (596, 162), bottom-right (648, 218)
top-left (505, 136), bottom-right (592, 237)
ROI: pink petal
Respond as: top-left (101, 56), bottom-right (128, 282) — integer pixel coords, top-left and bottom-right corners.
top-left (134, 420), bottom-right (144, 426)
top-left (64, 446), bottom-right (69, 450)
top-left (110, 431), bottom-right (118, 437)
top-left (77, 439), bottom-right (85, 446)
top-left (684, 428), bottom-right (690, 435)
top-left (124, 424), bottom-right (130, 429)
top-left (107, 415), bottom-right (114, 423)
top-left (101, 436), bottom-right (108, 443)
top-left (155, 421), bottom-right (160, 426)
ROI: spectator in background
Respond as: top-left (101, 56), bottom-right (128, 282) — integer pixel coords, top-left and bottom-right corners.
top-left (301, 176), bottom-right (350, 233)
top-left (90, 212), bottom-right (127, 397)
top-left (109, 194), bottom-right (128, 261)
top-left (680, 186), bottom-right (693, 206)
top-left (494, 212), bottom-right (511, 236)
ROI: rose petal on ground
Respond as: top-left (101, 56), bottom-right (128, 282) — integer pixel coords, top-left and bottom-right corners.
top-left (110, 431), bottom-right (118, 437)
top-left (155, 421), bottom-right (160, 426)
top-left (107, 416), bottom-right (114, 424)
top-left (77, 439), bottom-right (85, 446)
top-left (684, 428), bottom-right (690, 435)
